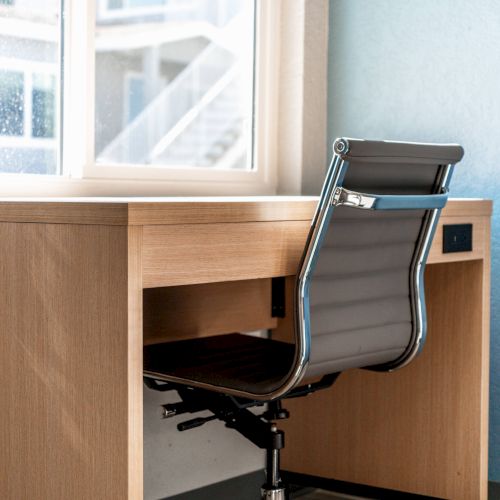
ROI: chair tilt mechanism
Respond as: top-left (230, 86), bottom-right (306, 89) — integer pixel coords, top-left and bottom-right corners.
top-left (144, 138), bottom-right (464, 500)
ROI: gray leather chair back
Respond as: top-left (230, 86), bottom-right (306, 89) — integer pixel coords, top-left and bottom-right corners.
top-left (295, 138), bottom-right (464, 382)
top-left (143, 138), bottom-right (464, 402)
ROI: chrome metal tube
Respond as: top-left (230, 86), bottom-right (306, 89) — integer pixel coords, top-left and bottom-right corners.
top-left (332, 186), bottom-right (449, 210)
top-left (266, 448), bottom-right (280, 488)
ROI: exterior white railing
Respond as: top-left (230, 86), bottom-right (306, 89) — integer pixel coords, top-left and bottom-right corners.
top-left (97, 42), bottom-right (235, 164)
top-left (148, 65), bottom-right (238, 162)
top-left (97, 2), bottom-right (251, 168)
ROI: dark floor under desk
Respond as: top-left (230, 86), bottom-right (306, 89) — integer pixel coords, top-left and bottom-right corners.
top-left (165, 472), bottom-right (365, 500)
top-left (164, 475), bottom-right (500, 500)
top-left (297, 492), bottom-right (363, 500)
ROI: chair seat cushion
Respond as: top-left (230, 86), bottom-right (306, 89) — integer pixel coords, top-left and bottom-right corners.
top-left (143, 333), bottom-right (295, 396)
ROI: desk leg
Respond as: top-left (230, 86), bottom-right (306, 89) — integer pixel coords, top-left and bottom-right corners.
top-left (281, 260), bottom-right (489, 500)
top-left (0, 223), bottom-right (143, 499)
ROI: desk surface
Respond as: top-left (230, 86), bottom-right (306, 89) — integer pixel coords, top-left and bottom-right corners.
top-left (0, 197), bottom-right (492, 225)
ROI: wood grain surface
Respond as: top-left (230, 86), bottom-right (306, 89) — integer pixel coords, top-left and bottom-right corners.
top-left (142, 220), bottom-right (311, 287)
top-left (142, 202), bottom-right (490, 287)
top-left (143, 278), bottom-right (277, 344)
top-left (0, 198), bottom-right (489, 226)
top-left (0, 222), bottom-right (139, 499)
top-left (128, 226), bottom-right (144, 499)
top-left (0, 197), bottom-right (491, 500)
top-left (280, 260), bottom-right (489, 500)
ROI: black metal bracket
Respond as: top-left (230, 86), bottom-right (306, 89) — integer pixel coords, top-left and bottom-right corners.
top-left (271, 277), bottom-right (286, 318)
top-left (284, 372), bottom-right (341, 399)
top-left (144, 371), bottom-right (340, 435)
top-left (143, 377), bottom-right (176, 392)
top-left (224, 407), bottom-right (285, 450)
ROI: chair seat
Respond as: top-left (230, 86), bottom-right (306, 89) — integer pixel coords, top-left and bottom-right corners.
top-left (143, 333), bottom-right (295, 396)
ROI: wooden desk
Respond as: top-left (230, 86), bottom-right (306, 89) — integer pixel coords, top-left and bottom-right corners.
top-left (0, 198), bottom-right (491, 500)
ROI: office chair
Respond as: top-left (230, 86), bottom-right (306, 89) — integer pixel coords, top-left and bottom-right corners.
top-left (144, 138), bottom-right (464, 499)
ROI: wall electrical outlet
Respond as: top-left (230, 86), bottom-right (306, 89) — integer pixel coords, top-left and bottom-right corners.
top-left (443, 224), bottom-right (473, 253)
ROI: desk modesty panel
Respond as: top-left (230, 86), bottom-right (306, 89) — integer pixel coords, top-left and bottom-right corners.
top-left (0, 197), bottom-right (491, 500)
top-left (0, 197), bottom-right (489, 283)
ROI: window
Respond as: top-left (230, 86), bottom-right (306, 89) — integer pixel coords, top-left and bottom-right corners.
top-left (0, 1), bottom-right (60, 174)
top-left (0, 0), bottom-right (285, 194)
top-left (107, 0), bottom-right (165, 9)
top-left (95, 0), bottom-right (255, 171)
top-left (0, 71), bottom-right (24, 137)
top-left (124, 73), bottom-right (145, 125)
top-left (32, 73), bottom-right (56, 139)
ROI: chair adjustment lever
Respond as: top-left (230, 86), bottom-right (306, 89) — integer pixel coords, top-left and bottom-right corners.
top-left (177, 415), bottom-right (217, 431)
top-left (161, 403), bottom-right (190, 419)
top-left (144, 377), bottom-right (176, 392)
top-left (161, 395), bottom-right (215, 419)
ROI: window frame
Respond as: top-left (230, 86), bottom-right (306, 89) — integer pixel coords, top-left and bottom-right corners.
top-left (65, 0), bottom-right (279, 193)
top-left (0, 0), bottom-right (329, 197)
top-left (0, 58), bottom-right (58, 145)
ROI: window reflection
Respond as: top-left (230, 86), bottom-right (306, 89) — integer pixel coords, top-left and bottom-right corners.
top-left (95, 0), bottom-right (255, 170)
top-left (0, 0), bottom-right (59, 174)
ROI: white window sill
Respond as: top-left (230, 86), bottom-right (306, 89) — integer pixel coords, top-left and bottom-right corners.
top-left (0, 173), bottom-right (276, 197)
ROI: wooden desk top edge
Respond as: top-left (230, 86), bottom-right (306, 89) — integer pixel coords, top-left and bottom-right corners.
top-left (0, 197), bottom-right (492, 226)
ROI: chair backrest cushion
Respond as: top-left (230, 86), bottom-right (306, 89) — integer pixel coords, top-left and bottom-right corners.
top-left (298, 139), bottom-right (463, 380)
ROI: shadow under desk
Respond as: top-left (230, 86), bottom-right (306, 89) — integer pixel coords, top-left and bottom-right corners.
top-left (0, 197), bottom-right (492, 500)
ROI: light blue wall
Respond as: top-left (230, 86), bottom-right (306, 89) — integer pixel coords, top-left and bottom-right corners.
top-left (328, 0), bottom-right (499, 480)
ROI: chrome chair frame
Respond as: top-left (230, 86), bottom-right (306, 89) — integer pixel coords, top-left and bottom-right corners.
top-left (144, 137), bottom-right (462, 500)
top-left (144, 138), bottom-right (459, 403)
top-left (295, 138), bottom-right (455, 384)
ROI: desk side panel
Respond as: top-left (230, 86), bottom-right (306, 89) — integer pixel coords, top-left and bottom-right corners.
top-left (480, 216), bottom-right (491, 499)
top-left (128, 226), bottom-right (144, 499)
top-left (281, 260), bottom-right (487, 500)
top-left (0, 222), bottom-right (136, 499)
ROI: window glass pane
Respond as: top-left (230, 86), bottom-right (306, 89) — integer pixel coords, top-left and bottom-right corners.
top-left (107, 0), bottom-right (123, 9)
top-left (32, 73), bottom-right (56, 138)
top-left (95, 0), bottom-right (255, 170)
top-left (125, 75), bottom-right (145, 124)
top-left (0, 70), bottom-right (24, 136)
top-left (126, 0), bottom-right (165, 7)
top-left (0, 0), bottom-right (60, 175)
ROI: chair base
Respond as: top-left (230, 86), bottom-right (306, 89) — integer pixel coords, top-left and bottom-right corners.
top-left (261, 484), bottom-right (289, 500)
top-left (144, 374), bottom-right (340, 500)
